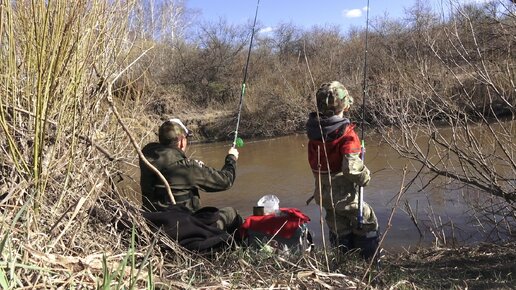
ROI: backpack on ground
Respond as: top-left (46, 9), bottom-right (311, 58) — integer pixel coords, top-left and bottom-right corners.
top-left (239, 208), bottom-right (313, 254)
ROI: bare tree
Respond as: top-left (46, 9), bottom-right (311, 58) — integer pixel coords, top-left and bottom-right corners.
top-left (370, 1), bottom-right (515, 228)
top-left (128, 0), bottom-right (189, 43)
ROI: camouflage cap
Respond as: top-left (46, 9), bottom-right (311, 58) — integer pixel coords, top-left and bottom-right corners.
top-left (316, 81), bottom-right (353, 116)
top-left (158, 118), bottom-right (192, 145)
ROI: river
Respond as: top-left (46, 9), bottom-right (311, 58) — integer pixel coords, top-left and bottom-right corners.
top-left (183, 133), bottom-right (495, 253)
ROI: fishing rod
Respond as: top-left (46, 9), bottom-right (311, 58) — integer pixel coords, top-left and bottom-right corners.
top-left (358, 0), bottom-right (371, 230)
top-left (232, 0), bottom-right (260, 149)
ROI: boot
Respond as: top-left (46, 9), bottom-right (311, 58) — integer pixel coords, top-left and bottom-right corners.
top-left (329, 231), bottom-right (353, 254)
top-left (226, 214), bottom-right (245, 246)
top-left (354, 232), bottom-right (380, 260)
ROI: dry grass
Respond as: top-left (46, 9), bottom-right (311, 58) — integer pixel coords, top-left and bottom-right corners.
top-left (1, 1), bottom-right (514, 289)
top-left (2, 175), bottom-right (514, 289)
top-left (381, 242), bottom-right (516, 290)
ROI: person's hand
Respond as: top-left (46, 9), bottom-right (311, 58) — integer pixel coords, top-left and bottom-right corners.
top-left (228, 147), bottom-right (239, 160)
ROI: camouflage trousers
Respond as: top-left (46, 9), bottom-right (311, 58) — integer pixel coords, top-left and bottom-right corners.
top-left (324, 201), bottom-right (378, 237)
top-left (313, 174), bottom-right (379, 238)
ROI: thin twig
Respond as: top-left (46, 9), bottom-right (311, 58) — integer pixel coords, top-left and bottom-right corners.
top-left (404, 200), bottom-right (424, 238)
top-left (105, 46), bottom-right (175, 205)
top-left (361, 165), bottom-right (408, 284)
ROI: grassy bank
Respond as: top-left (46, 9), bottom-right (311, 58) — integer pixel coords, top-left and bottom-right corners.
top-left (2, 196), bottom-right (514, 290)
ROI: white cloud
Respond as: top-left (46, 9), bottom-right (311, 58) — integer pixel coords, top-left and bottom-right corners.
top-left (258, 26), bottom-right (274, 34)
top-left (343, 9), bottom-right (363, 18)
top-left (362, 6), bottom-right (369, 12)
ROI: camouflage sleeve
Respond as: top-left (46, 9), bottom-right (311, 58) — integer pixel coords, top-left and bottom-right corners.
top-left (188, 154), bottom-right (237, 192)
top-left (342, 152), bottom-right (370, 186)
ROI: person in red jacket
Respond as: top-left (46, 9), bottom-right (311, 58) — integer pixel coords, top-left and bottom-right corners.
top-left (306, 81), bottom-right (379, 259)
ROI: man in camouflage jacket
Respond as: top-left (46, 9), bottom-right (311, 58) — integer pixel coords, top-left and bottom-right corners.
top-left (139, 118), bottom-right (241, 232)
top-left (306, 81), bottom-right (379, 259)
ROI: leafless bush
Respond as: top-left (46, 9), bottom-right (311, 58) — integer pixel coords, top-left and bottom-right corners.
top-left (368, 0), bottom-right (515, 240)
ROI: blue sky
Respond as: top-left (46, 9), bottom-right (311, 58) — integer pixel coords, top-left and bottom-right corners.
top-left (186, 0), bottom-right (421, 32)
top-left (186, 0), bottom-right (496, 33)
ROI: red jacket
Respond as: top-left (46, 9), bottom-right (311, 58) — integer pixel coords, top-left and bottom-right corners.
top-left (308, 123), bottom-right (361, 174)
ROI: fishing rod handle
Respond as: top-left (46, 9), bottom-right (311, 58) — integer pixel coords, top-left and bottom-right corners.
top-left (357, 140), bottom-right (366, 229)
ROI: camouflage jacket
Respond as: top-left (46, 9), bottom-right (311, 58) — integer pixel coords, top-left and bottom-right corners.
top-left (139, 143), bottom-right (237, 212)
top-left (306, 112), bottom-right (370, 207)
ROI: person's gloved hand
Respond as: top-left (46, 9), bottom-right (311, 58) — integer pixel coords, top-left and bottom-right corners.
top-left (228, 147), bottom-right (239, 160)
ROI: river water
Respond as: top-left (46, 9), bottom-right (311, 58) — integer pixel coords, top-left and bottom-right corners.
top-left (185, 133), bottom-right (494, 252)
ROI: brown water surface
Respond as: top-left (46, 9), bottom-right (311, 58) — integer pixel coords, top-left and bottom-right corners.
top-left (186, 133), bottom-right (486, 252)
top-left (124, 121), bottom-right (514, 252)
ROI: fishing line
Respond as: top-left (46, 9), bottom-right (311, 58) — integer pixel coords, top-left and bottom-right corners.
top-left (232, 0), bottom-right (260, 148)
top-left (358, 0), bottom-right (371, 229)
